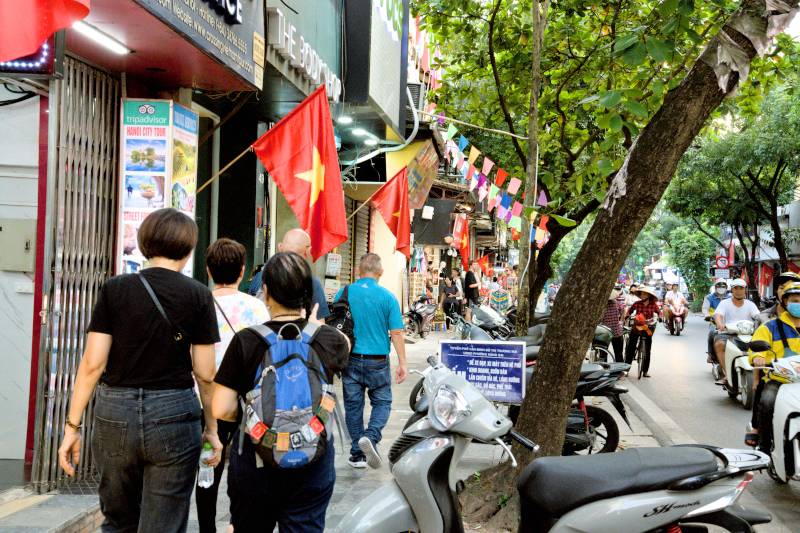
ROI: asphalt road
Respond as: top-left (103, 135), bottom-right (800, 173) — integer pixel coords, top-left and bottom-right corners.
top-left (630, 314), bottom-right (800, 528)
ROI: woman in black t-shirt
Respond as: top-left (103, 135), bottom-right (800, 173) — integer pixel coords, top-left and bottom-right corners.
top-left (212, 252), bottom-right (350, 532)
top-left (57, 209), bottom-right (222, 532)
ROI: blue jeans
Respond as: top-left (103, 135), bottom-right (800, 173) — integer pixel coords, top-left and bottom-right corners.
top-left (227, 436), bottom-right (335, 532)
top-left (342, 356), bottom-right (392, 456)
top-left (92, 384), bottom-right (202, 533)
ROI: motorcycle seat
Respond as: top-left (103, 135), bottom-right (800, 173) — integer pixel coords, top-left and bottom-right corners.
top-left (517, 447), bottom-right (718, 519)
top-left (580, 363), bottom-right (604, 378)
top-left (509, 335), bottom-right (541, 347)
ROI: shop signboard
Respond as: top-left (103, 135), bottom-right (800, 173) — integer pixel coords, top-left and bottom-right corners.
top-left (345, 0), bottom-right (409, 136)
top-left (407, 140), bottom-right (439, 209)
top-left (117, 100), bottom-right (199, 276)
top-left (439, 340), bottom-right (526, 404)
top-left (135, 0), bottom-right (265, 89)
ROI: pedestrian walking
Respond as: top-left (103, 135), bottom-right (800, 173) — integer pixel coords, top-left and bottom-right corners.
top-left (212, 252), bottom-right (350, 532)
top-left (335, 253), bottom-right (408, 468)
top-left (57, 208), bottom-right (222, 532)
top-left (196, 238), bottom-right (269, 533)
top-left (464, 261), bottom-right (482, 306)
top-left (601, 285), bottom-right (626, 362)
top-left (248, 229), bottom-right (331, 320)
top-left (440, 276), bottom-right (460, 327)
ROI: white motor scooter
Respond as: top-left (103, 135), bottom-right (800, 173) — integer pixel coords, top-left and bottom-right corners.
top-left (334, 355), bottom-right (772, 533)
top-left (719, 320), bottom-right (757, 409)
top-left (752, 350), bottom-right (800, 484)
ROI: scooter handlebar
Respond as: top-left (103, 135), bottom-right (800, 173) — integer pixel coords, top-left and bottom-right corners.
top-left (427, 355), bottom-right (439, 367)
top-left (509, 430), bottom-right (539, 452)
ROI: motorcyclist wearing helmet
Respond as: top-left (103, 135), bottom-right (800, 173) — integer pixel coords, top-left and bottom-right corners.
top-left (702, 280), bottom-right (729, 361)
top-left (757, 271), bottom-right (800, 324)
top-left (713, 278), bottom-right (760, 385)
top-left (745, 282), bottom-right (800, 451)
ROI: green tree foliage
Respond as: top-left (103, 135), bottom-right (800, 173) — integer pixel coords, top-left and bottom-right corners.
top-left (666, 84), bottom-right (800, 272)
top-left (667, 225), bottom-right (716, 310)
top-left (414, 0), bottom-right (792, 315)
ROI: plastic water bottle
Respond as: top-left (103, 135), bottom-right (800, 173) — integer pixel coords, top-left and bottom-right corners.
top-left (198, 442), bottom-right (214, 489)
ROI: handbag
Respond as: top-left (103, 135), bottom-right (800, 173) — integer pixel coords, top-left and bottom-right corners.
top-left (327, 284), bottom-right (356, 350)
top-left (138, 273), bottom-right (188, 343)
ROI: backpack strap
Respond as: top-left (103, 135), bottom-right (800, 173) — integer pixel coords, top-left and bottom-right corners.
top-left (776, 318), bottom-right (791, 350)
top-left (340, 284), bottom-right (350, 304)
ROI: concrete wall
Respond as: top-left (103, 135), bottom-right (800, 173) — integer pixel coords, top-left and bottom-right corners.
top-left (0, 86), bottom-right (38, 459)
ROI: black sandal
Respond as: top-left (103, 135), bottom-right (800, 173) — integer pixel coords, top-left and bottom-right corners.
top-left (744, 431), bottom-right (760, 448)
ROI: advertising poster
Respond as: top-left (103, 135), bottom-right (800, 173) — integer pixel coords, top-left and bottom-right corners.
top-left (118, 100), bottom-right (171, 274)
top-left (117, 100), bottom-right (199, 275)
top-left (439, 340), bottom-right (526, 404)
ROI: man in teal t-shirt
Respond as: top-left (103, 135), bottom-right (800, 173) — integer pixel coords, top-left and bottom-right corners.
top-left (335, 253), bottom-right (407, 469)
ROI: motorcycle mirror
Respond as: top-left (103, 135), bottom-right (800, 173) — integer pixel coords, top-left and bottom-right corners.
top-left (748, 340), bottom-right (771, 353)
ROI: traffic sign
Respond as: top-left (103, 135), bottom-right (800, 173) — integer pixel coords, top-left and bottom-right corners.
top-left (715, 256), bottom-right (730, 269)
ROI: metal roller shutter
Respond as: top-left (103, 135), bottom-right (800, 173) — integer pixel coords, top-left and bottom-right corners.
top-left (338, 198), bottom-right (355, 286)
top-left (353, 202), bottom-right (370, 280)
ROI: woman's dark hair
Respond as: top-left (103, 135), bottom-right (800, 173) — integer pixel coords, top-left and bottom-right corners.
top-left (262, 252), bottom-right (313, 315)
top-left (138, 208), bottom-right (198, 260)
top-left (205, 238), bottom-right (246, 285)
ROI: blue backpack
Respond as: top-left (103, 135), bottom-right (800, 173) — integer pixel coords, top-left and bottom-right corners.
top-left (238, 322), bottom-right (335, 468)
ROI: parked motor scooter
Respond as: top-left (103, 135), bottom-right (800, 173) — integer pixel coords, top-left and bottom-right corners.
top-left (469, 303), bottom-right (513, 339)
top-left (751, 345), bottom-right (800, 484)
top-left (717, 320), bottom-right (757, 409)
top-left (405, 295), bottom-right (437, 338)
top-left (334, 356), bottom-right (772, 533)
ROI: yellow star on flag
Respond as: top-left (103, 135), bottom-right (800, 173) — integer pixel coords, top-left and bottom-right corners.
top-left (392, 211), bottom-right (401, 218)
top-left (295, 146), bottom-right (325, 207)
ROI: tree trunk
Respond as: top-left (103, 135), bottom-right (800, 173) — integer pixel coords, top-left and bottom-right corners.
top-left (768, 202), bottom-right (789, 270)
top-left (734, 221), bottom-right (761, 306)
top-left (516, 0), bottom-right (548, 335)
top-left (512, 1), bottom-right (780, 462)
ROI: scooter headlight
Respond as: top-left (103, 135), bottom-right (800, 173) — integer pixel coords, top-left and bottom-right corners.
top-left (430, 385), bottom-right (471, 431)
top-left (737, 322), bottom-right (755, 335)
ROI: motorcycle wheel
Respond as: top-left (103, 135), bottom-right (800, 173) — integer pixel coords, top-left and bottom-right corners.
top-left (564, 405), bottom-right (619, 455)
top-left (404, 316), bottom-right (417, 337)
top-left (740, 371), bottom-right (753, 410)
top-left (767, 462), bottom-right (789, 485)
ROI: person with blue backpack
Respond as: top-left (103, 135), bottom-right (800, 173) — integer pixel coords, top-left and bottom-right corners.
top-left (212, 252), bottom-right (350, 532)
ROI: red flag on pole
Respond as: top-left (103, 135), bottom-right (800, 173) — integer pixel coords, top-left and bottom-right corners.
top-left (728, 240), bottom-right (735, 263)
top-left (253, 85), bottom-right (347, 260)
top-left (459, 221), bottom-right (471, 270)
top-left (370, 167), bottom-right (411, 258)
top-left (477, 254), bottom-right (491, 276)
top-left (0, 0), bottom-right (90, 62)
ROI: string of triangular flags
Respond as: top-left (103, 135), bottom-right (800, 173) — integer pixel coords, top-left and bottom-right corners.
top-left (441, 122), bottom-right (563, 248)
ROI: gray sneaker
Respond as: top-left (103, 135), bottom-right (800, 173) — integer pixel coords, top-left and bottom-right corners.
top-left (358, 436), bottom-right (382, 469)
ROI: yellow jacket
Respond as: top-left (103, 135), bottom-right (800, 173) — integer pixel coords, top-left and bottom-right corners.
top-left (749, 312), bottom-right (800, 383)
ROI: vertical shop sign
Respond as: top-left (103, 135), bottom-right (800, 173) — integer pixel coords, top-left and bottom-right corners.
top-left (117, 100), bottom-right (199, 275)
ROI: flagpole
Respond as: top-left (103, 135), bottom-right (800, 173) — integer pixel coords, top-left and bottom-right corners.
top-left (197, 145), bottom-right (254, 194)
top-left (346, 169), bottom-right (404, 221)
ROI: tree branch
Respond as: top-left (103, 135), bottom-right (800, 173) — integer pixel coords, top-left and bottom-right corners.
top-left (488, 0), bottom-right (528, 168)
top-left (690, 216), bottom-right (726, 248)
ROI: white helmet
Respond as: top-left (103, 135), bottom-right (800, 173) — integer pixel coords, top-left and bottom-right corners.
top-left (730, 278), bottom-right (747, 289)
top-left (714, 279), bottom-right (728, 289)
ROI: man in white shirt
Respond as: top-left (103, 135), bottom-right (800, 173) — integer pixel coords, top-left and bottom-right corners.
top-left (713, 278), bottom-right (760, 385)
top-left (664, 283), bottom-right (688, 334)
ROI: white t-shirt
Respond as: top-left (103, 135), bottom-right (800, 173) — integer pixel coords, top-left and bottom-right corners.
top-left (213, 292), bottom-right (270, 368)
top-left (664, 291), bottom-right (685, 306)
top-left (714, 297), bottom-right (759, 326)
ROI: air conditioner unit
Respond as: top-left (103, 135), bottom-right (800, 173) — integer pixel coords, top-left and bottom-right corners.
top-left (421, 205), bottom-right (434, 220)
top-left (406, 82), bottom-right (427, 123)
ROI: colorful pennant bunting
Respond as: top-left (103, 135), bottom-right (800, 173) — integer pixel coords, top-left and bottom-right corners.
top-left (495, 168), bottom-right (508, 187)
top-left (509, 216), bottom-right (522, 231)
top-left (468, 146), bottom-right (480, 165)
top-left (507, 177), bottom-right (522, 195)
top-left (537, 190), bottom-right (549, 207)
top-left (445, 123), bottom-right (458, 140)
top-left (511, 201), bottom-right (523, 217)
top-left (481, 157), bottom-right (495, 176)
top-left (458, 135), bottom-right (469, 151)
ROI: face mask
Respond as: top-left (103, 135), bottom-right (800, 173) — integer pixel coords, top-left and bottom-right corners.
top-left (715, 287), bottom-right (726, 296)
top-left (787, 302), bottom-right (800, 318)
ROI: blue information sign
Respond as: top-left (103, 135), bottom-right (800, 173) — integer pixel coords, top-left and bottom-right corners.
top-left (439, 340), bottom-right (526, 404)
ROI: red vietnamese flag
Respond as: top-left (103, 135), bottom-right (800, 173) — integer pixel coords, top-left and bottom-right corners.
top-left (370, 167), bottom-right (411, 257)
top-left (477, 254), bottom-right (491, 276)
top-left (459, 221), bottom-right (471, 270)
top-left (0, 0), bottom-right (90, 62)
top-left (253, 85), bottom-right (347, 260)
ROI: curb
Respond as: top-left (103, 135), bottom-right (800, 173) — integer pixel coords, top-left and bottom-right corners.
top-left (621, 380), bottom-right (791, 533)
